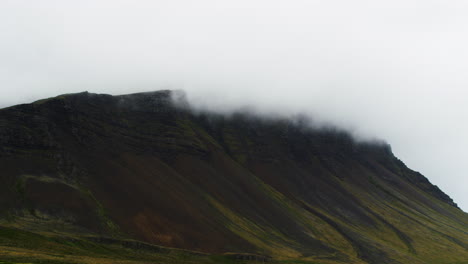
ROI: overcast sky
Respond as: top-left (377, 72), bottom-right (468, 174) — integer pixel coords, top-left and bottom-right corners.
top-left (1, 0), bottom-right (467, 211)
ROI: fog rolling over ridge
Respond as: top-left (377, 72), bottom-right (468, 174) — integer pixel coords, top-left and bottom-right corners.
top-left (0, 0), bottom-right (467, 210)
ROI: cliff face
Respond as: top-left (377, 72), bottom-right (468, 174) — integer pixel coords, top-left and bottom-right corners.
top-left (0, 91), bottom-right (466, 264)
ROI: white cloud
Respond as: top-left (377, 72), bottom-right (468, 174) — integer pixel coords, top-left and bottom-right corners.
top-left (0, 0), bottom-right (467, 210)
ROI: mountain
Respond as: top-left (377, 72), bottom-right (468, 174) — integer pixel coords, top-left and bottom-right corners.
top-left (0, 90), bottom-right (466, 264)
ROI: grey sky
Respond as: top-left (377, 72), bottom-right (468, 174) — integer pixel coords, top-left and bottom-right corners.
top-left (1, 0), bottom-right (467, 211)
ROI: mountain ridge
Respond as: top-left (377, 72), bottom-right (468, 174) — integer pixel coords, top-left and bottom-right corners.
top-left (0, 90), bottom-right (466, 264)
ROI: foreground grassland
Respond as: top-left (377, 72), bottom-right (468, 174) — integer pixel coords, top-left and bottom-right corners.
top-left (0, 225), bottom-right (242, 264)
top-left (0, 224), bottom-right (350, 264)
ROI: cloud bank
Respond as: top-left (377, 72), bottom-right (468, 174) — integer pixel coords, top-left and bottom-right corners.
top-left (1, 0), bottom-right (467, 210)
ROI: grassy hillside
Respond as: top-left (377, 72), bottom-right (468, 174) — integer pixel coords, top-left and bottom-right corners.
top-left (0, 91), bottom-right (466, 264)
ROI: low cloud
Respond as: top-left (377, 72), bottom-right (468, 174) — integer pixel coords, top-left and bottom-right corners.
top-left (1, 0), bottom-right (467, 210)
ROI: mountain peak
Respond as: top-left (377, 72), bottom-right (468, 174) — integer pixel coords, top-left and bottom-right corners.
top-left (0, 90), bottom-right (466, 264)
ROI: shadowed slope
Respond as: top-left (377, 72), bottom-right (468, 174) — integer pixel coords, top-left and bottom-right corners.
top-left (0, 91), bottom-right (466, 264)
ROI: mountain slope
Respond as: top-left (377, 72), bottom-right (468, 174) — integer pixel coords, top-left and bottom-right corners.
top-left (0, 91), bottom-right (466, 264)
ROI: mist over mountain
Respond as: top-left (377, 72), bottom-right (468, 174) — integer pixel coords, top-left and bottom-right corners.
top-left (1, 1), bottom-right (468, 211)
top-left (1, 1), bottom-right (468, 263)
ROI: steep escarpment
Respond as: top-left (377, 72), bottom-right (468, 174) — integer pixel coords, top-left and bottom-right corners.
top-left (0, 91), bottom-right (466, 264)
